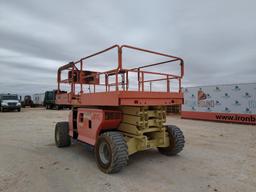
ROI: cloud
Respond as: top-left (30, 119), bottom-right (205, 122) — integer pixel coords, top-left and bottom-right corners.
top-left (0, 0), bottom-right (255, 95)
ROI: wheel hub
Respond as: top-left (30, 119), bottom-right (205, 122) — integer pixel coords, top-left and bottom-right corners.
top-left (99, 141), bottom-right (110, 165)
top-left (56, 129), bottom-right (60, 143)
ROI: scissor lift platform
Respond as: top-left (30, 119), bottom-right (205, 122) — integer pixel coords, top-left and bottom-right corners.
top-left (56, 91), bottom-right (183, 106)
top-left (56, 44), bottom-right (184, 107)
top-left (54, 45), bottom-right (185, 173)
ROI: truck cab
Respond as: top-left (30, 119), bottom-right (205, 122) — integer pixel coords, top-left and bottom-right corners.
top-left (44, 90), bottom-right (57, 109)
top-left (21, 95), bottom-right (34, 108)
top-left (44, 90), bottom-right (69, 110)
top-left (0, 94), bottom-right (21, 112)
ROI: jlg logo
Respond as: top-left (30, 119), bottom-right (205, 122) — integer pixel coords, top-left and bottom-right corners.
top-left (83, 112), bottom-right (91, 120)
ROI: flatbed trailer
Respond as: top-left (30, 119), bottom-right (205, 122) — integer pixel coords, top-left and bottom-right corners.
top-left (55, 44), bottom-right (185, 173)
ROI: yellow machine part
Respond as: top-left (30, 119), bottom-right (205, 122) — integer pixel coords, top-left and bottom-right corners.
top-left (118, 106), bottom-right (169, 155)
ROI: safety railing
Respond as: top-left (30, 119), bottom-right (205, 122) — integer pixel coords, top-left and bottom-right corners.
top-left (57, 45), bottom-right (184, 95)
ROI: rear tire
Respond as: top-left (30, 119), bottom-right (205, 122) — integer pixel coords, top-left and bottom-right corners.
top-left (95, 131), bottom-right (128, 174)
top-left (55, 122), bottom-right (71, 147)
top-left (158, 125), bottom-right (185, 156)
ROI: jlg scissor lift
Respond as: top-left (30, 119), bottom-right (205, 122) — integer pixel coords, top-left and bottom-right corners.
top-left (54, 45), bottom-right (185, 173)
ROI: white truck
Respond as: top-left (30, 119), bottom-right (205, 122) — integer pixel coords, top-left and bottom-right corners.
top-left (0, 93), bottom-right (21, 112)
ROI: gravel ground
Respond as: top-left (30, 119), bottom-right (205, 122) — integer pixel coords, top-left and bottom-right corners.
top-left (0, 108), bottom-right (255, 192)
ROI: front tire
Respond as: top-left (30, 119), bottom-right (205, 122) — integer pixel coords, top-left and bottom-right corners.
top-left (95, 131), bottom-right (128, 174)
top-left (158, 125), bottom-right (185, 156)
top-left (55, 122), bottom-right (71, 147)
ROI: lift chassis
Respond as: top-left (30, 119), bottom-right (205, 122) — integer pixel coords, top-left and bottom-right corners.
top-left (54, 45), bottom-right (185, 173)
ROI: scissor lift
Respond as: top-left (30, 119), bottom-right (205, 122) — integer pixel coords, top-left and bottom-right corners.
top-left (54, 45), bottom-right (185, 173)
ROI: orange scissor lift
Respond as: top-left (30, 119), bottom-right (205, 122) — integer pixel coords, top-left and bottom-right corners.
top-left (54, 45), bottom-right (185, 173)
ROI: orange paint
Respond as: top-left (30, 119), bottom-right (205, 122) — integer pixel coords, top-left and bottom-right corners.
top-left (56, 45), bottom-right (184, 107)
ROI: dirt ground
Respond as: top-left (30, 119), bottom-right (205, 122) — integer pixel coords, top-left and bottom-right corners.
top-left (0, 108), bottom-right (255, 192)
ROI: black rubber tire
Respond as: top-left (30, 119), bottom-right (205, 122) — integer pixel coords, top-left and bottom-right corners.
top-left (95, 131), bottom-right (128, 174)
top-left (158, 125), bottom-right (185, 156)
top-left (55, 122), bottom-right (71, 147)
top-left (17, 108), bottom-right (21, 112)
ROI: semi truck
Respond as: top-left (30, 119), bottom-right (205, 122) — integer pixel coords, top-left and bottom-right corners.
top-left (21, 95), bottom-right (34, 108)
top-left (44, 90), bottom-right (70, 110)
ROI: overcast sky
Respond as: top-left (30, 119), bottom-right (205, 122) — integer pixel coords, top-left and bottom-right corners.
top-left (0, 0), bottom-right (255, 95)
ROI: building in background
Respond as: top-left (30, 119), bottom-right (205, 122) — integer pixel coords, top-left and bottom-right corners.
top-left (181, 83), bottom-right (256, 124)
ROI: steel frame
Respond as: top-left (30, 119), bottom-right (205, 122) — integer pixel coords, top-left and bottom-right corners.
top-left (56, 45), bottom-right (184, 106)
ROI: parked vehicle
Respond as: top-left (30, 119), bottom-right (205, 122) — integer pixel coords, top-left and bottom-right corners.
top-left (0, 93), bottom-right (21, 112)
top-left (32, 93), bottom-right (45, 107)
top-left (21, 95), bottom-right (34, 108)
top-left (44, 90), bottom-right (70, 110)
